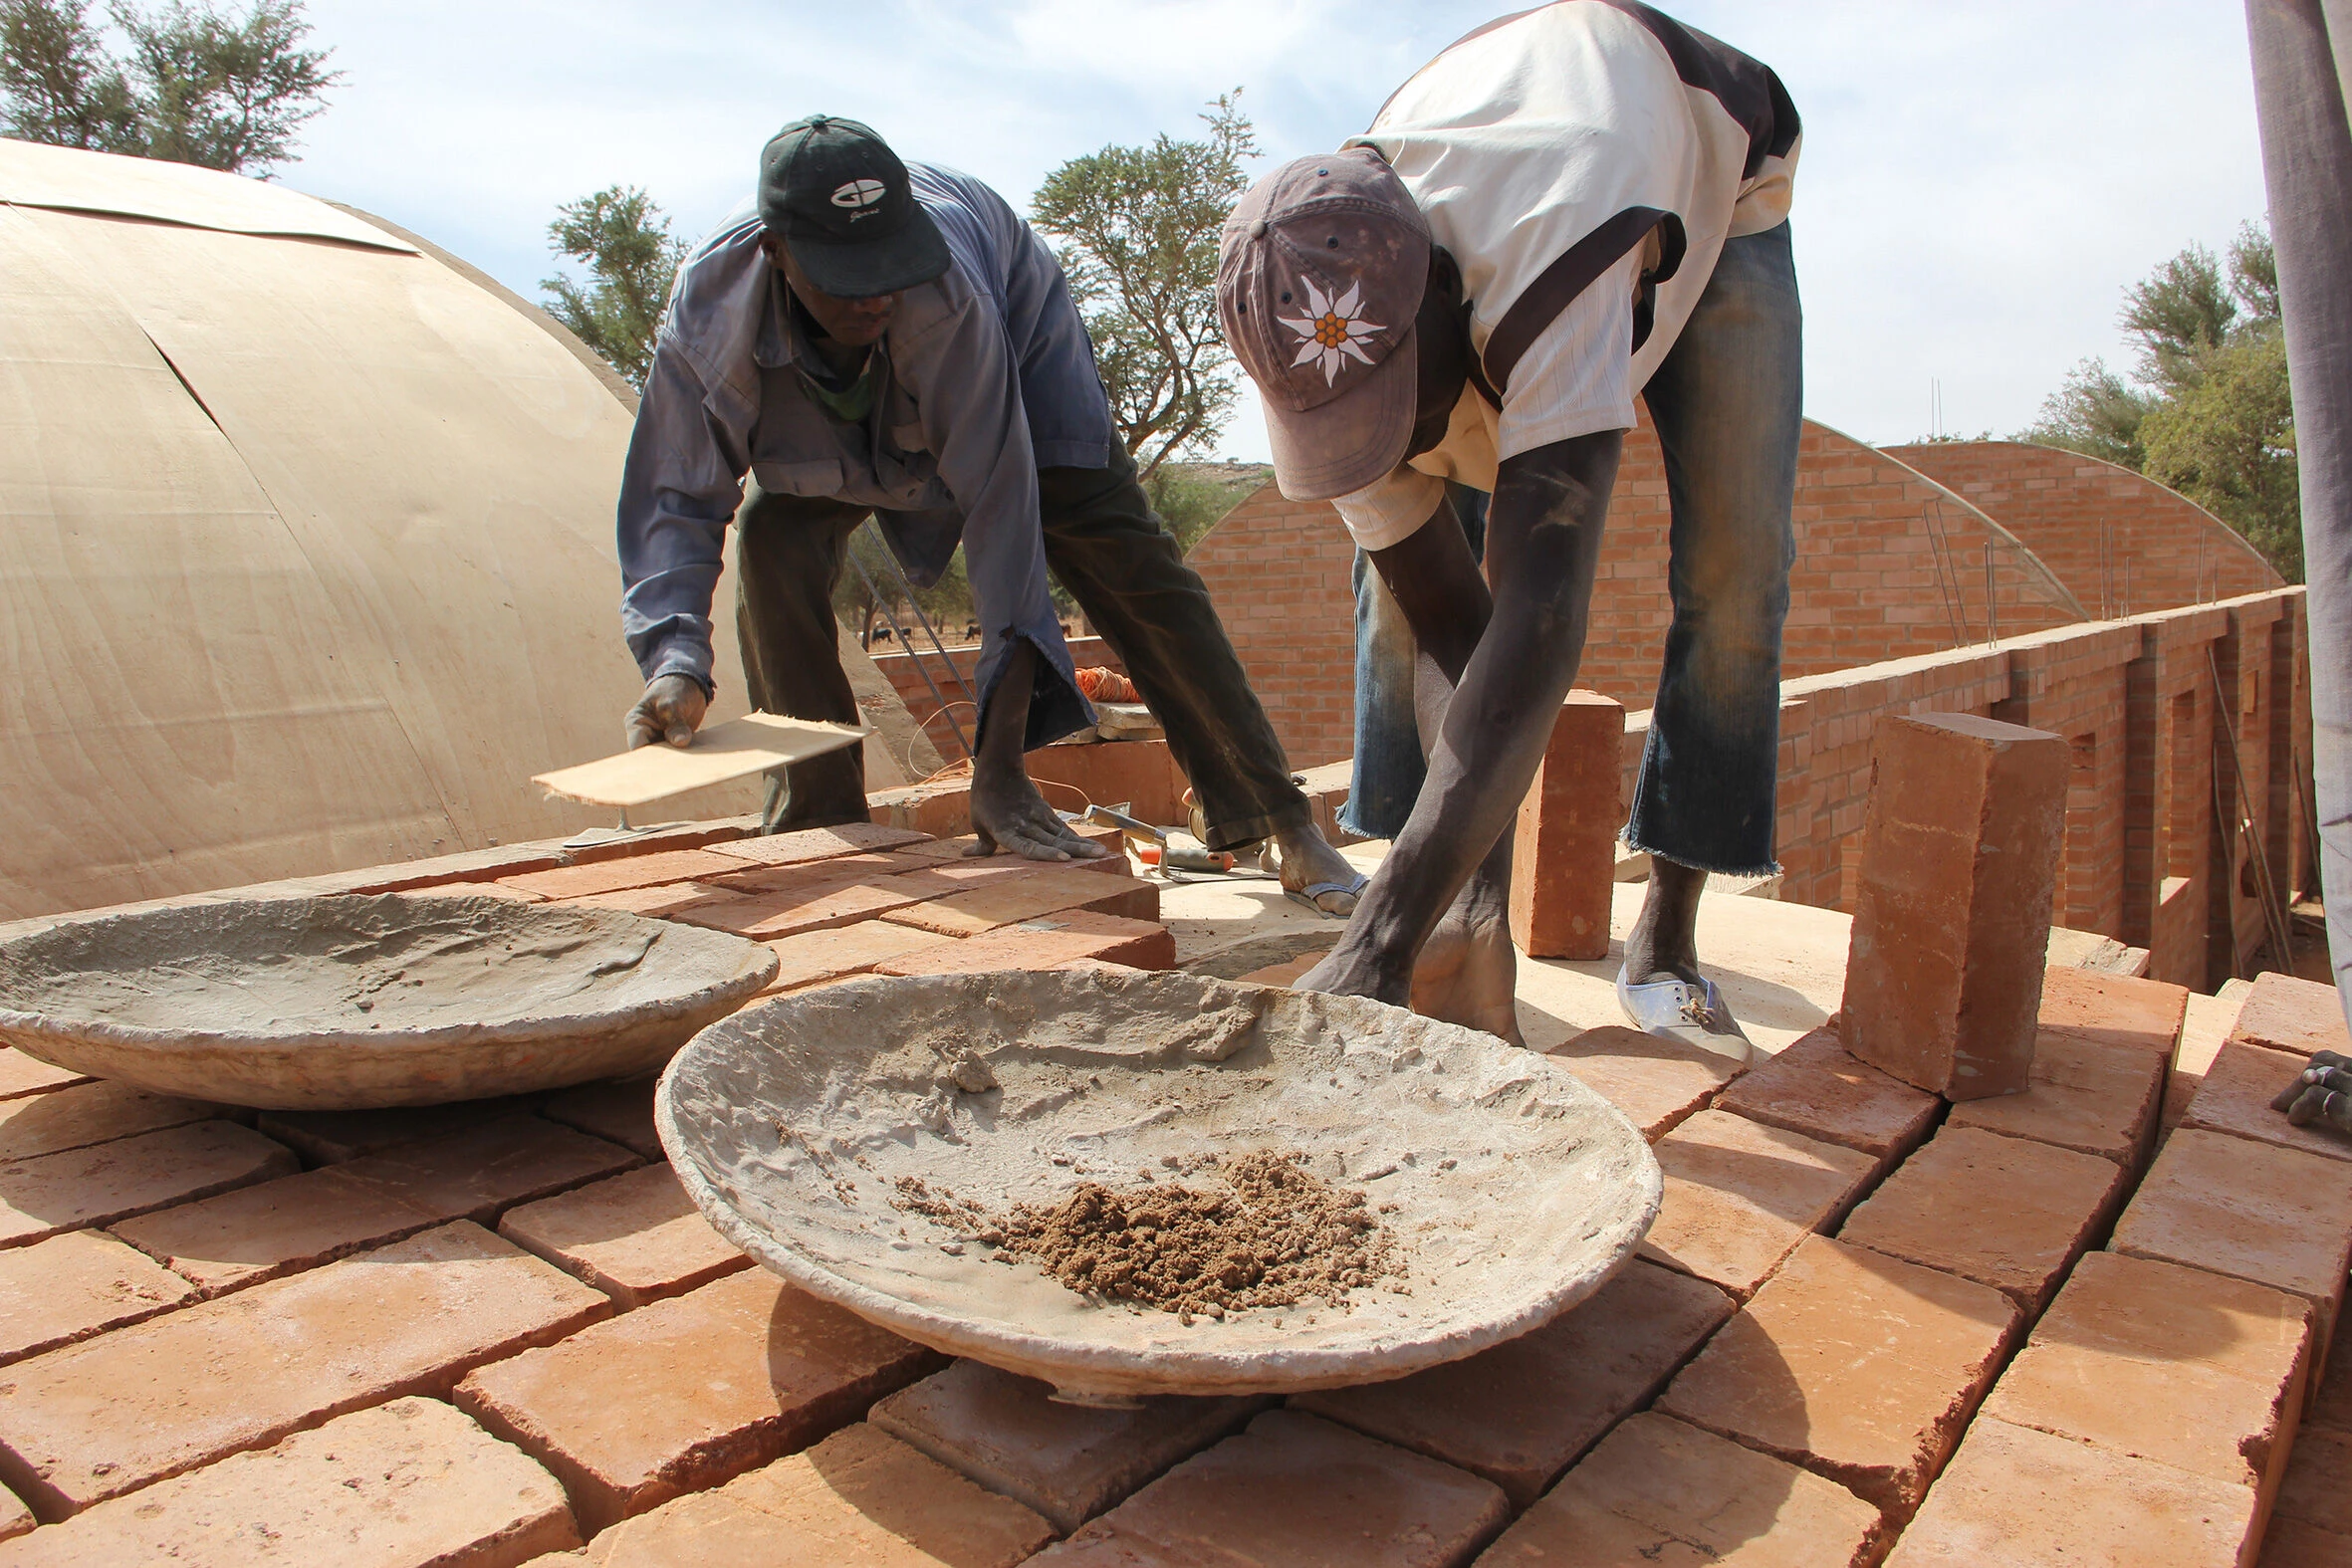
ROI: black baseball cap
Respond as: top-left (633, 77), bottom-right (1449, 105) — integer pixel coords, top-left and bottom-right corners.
top-left (757, 115), bottom-right (950, 299)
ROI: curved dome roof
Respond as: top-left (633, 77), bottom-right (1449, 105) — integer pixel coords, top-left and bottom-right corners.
top-left (0, 141), bottom-right (789, 920)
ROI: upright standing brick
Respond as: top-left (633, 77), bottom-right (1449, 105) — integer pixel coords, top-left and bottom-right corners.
top-left (1840, 713), bottom-right (2069, 1100)
top-left (1656, 1234), bottom-right (2019, 1517)
top-left (0, 1223), bottom-right (608, 1517)
top-left (1638, 1110), bottom-right (1877, 1299)
top-left (1475, 1413), bottom-right (1882, 1567)
top-left (1040, 1409), bottom-right (1509, 1568)
top-left (1509, 691), bottom-right (1624, 961)
top-left (453, 1266), bottom-right (939, 1531)
top-left (1293, 1257), bottom-right (1732, 1506)
top-left (870, 1359), bottom-right (1267, 1532)
top-left (0, 1398), bottom-right (579, 1566)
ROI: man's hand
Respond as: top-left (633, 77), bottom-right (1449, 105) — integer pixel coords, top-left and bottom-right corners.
top-left (625, 674), bottom-right (708, 751)
top-left (969, 755), bottom-right (1109, 861)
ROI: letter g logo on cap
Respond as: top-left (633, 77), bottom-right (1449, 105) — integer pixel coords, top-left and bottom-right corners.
top-left (831, 179), bottom-right (887, 209)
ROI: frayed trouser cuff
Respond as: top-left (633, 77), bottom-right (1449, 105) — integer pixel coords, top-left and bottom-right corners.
top-left (1622, 830), bottom-right (1780, 880)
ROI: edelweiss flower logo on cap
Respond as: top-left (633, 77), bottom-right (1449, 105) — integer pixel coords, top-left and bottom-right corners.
top-left (1280, 278), bottom-right (1385, 386)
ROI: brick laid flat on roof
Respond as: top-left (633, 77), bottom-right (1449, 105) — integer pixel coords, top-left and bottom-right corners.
top-left (254, 1094), bottom-right (542, 1165)
top-left (556, 880), bottom-right (754, 923)
top-left (869, 1359), bottom-right (1266, 1533)
top-left (0, 1397), bottom-right (579, 1567)
top-left (709, 853), bottom-right (912, 896)
top-left (2229, 971), bottom-right (2352, 1060)
top-left (0, 1121), bottom-right (297, 1248)
top-left (1294, 1256), bottom-right (1733, 1507)
top-left (2034, 964), bottom-right (2191, 1059)
top-left (0, 1054), bottom-right (86, 1104)
top-left (1883, 1415), bottom-right (2257, 1566)
top-left (1945, 1028), bottom-right (2164, 1167)
top-left (1980, 1250), bottom-right (2309, 1498)
top-left (1039, 1408), bottom-right (1510, 1567)
top-left (453, 1266), bottom-right (939, 1532)
top-left (1475, 1411), bottom-right (1882, 1568)
top-left (0, 1231), bottom-right (192, 1364)
top-left (540, 1076), bottom-right (662, 1160)
top-left (2181, 1040), bottom-right (2352, 1165)
top-left (1837, 1125), bottom-right (2130, 1312)
top-left (1656, 1234), bottom-right (2019, 1517)
top-left (0, 1081), bottom-right (231, 1165)
top-left (874, 911), bottom-right (1176, 976)
top-left (327, 1115), bottom-right (641, 1227)
top-left (1541, 1025), bottom-right (1745, 1142)
top-left (881, 866), bottom-right (1158, 937)
top-left (757, 921), bottom-right (955, 995)
top-left (1708, 1025), bottom-right (1940, 1168)
top-left (107, 1163), bottom-right (443, 1296)
top-left (2109, 1128), bottom-right (2352, 1348)
top-left (703, 822), bottom-right (929, 868)
top-left (496, 848), bottom-right (748, 901)
top-left (499, 1164), bottom-right (750, 1309)
top-left (684, 876), bottom-right (929, 942)
top-left (0, 1222), bottom-right (608, 1518)
top-left (579, 1421), bottom-right (1053, 1568)
top-left (1637, 1109), bottom-right (1878, 1299)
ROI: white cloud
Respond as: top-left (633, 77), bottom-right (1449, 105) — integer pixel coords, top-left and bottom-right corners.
top-left (281, 0), bottom-right (2266, 459)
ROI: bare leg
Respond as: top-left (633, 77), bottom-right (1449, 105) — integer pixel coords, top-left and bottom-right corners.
top-left (1622, 860), bottom-right (1708, 985)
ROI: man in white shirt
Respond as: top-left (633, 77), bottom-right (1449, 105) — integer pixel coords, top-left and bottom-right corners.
top-left (1216, 2), bottom-right (1801, 1055)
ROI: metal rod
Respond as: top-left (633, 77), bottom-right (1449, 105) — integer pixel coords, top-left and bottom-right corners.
top-left (2208, 649), bottom-right (2296, 974)
top-left (846, 545), bottom-right (974, 763)
top-left (856, 521), bottom-right (980, 765)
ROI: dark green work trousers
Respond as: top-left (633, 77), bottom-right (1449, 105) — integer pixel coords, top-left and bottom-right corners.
top-left (734, 441), bottom-right (1309, 849)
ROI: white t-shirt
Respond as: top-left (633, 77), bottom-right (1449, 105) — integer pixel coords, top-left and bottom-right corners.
top-left (1332, 1), bottom-right (1801, 550)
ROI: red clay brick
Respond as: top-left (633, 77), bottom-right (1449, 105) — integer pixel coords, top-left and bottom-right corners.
top-left (1945, 1028), bottom-right (2166, 1166)
top-left (1294, 1257), bottom-right (1733, 1505)
top-left (1543, 1025), bottom-right (1744, 1141)
top-left (2183, 1040), bottom-right (2352, 1165)
top-left (705, 822), bottom-right (929, 868)
top-left (757, 920), bottom-right (954, 995)
top-left (498, 1165), bottom-right (749, 1309)
top-left (1982, 1251), bottom-right (2309, 1501)
top-left (0, 1222), bottom-right (608, 1518)
top-left (1509, 691), bottom-right (1624, 961)
top-left (1474, 1412), bottom-right (1882, 1567)
top-left (881, 865), bottom-right (1158, 936)
top-left (1638, 1110), bottom-right (1878, 1299)
top-left (453, 1266), bottom-right (940, 1532)
top-left (0, 1397), bottom-right (579, 1566)
top-left (0, 1491), bottom-right (23, 1543)
top-left (1026, 737), bottom-right (1186, 826)
top-left (496, 847), bottom-right (747, 901)
top-left (254, 1095), bottom-right (541, 1165)
top-left (1839, 1126), bottom-right (2129, 1311)
top-left (1841, 713), bottom-right (2069, 1100)
top-left (1656, 1234), bottom-right (2019, 1516)
top-left (2276, 1425), bottom-right (2352, 1538)
top-left (0, 1081), bottom-right (230, 1164)
top-left (1709, 1024), bottom-right (1940, 1168)
top-left (556, 879), bottom-right (753, 923)
top-left (0, 1054), bottom-right (85, 1104)
top-left (2257, 1516), bottom-right (2352, 1566)
top-left (705, 852), bottom-right (911, 896)
top-left (331, 1116), bottom-right (640, 1227)
top-left (577, 1421), bottom-right (1052, 1567)
top-left (0, 1231), bottom-right (193, 1364)
top-left (2036, 964), bottom-right (2190, 1059)
top-left (1884, 1416), bottom-right (2257, 1566)
top-left (678, 873), bottom-right (925, 941)
top-left (2111, 1129), bottom-right (2352, 1355)
top-left (870, 1359), bottom-right (1267, 1532)
top-left (875, 911), bottom-right (1176, 976)
top-left (1040, 1408), bottom-right (1510, 1567)
top-left (2232, 971), bottom-right (2352, 1061)
top-left (0, 1121), bottom-right (297, 1248)
top-left (540, 1076), bottom-right (662, 1161)
top-left (2312, 1328), bottom-right (2352, 1436)
top-left (107, 1164), bottom-right (441, 1295)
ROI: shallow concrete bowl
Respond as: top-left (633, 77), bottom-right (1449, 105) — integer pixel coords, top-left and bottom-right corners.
top-left (0, 893), bottom-right (780, 1110)
top-left (659, 967), bottom-right (1662, 1401)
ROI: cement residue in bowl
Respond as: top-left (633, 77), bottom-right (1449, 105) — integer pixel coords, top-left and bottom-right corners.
top-left (895, 1150), bottom-right (1401, 1321)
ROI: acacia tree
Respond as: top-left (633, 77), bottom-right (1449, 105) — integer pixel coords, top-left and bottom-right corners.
top-left (541, 185), bottom-right (686, 391)
top-left (0, 0), bottom-right (338, 175)
top-left (1031, 93), bottom-right (1258, 483)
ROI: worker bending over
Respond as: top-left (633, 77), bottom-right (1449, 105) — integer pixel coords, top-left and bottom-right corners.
top-left (616, 115), bottom-right (1362, 907)
top-left (1217, 2), bottom-right (1802, 1052)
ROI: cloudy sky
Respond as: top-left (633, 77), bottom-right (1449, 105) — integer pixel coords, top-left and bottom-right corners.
top-left (281, 0), bottom-right (2268, 457)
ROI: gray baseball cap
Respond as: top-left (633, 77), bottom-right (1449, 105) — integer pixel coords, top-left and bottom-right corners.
top-left (1217, 148), bottom-right (1430, 501)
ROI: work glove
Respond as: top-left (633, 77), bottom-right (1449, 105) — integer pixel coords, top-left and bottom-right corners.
top-left (625, 673), bottom-right (708, 751)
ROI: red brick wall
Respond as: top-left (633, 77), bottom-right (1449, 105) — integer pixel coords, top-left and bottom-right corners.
top-left (1885, 441), bottom-right (2280, 615)
top-left (1183, 491), bottom-right (1361, 770)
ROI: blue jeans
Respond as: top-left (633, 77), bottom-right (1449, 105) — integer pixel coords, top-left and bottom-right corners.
top-left (1343, 221), bottom-right (1801, 874)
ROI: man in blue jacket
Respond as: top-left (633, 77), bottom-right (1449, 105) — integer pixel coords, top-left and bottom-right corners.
top-left (616, 115), bottom-right (1362, 905)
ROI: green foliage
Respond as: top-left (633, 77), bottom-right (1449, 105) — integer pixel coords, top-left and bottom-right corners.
top-left (541, 185), bottom-right (686, 391)
top-left (2018, 223), bottom-right (2299, 581)
top-left (1148, 459), bottom-right (1271, 554)
top-left (0, 0), bottom-right (337, 175)
top-left (1032, 93), bottom-right (1259, 483)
